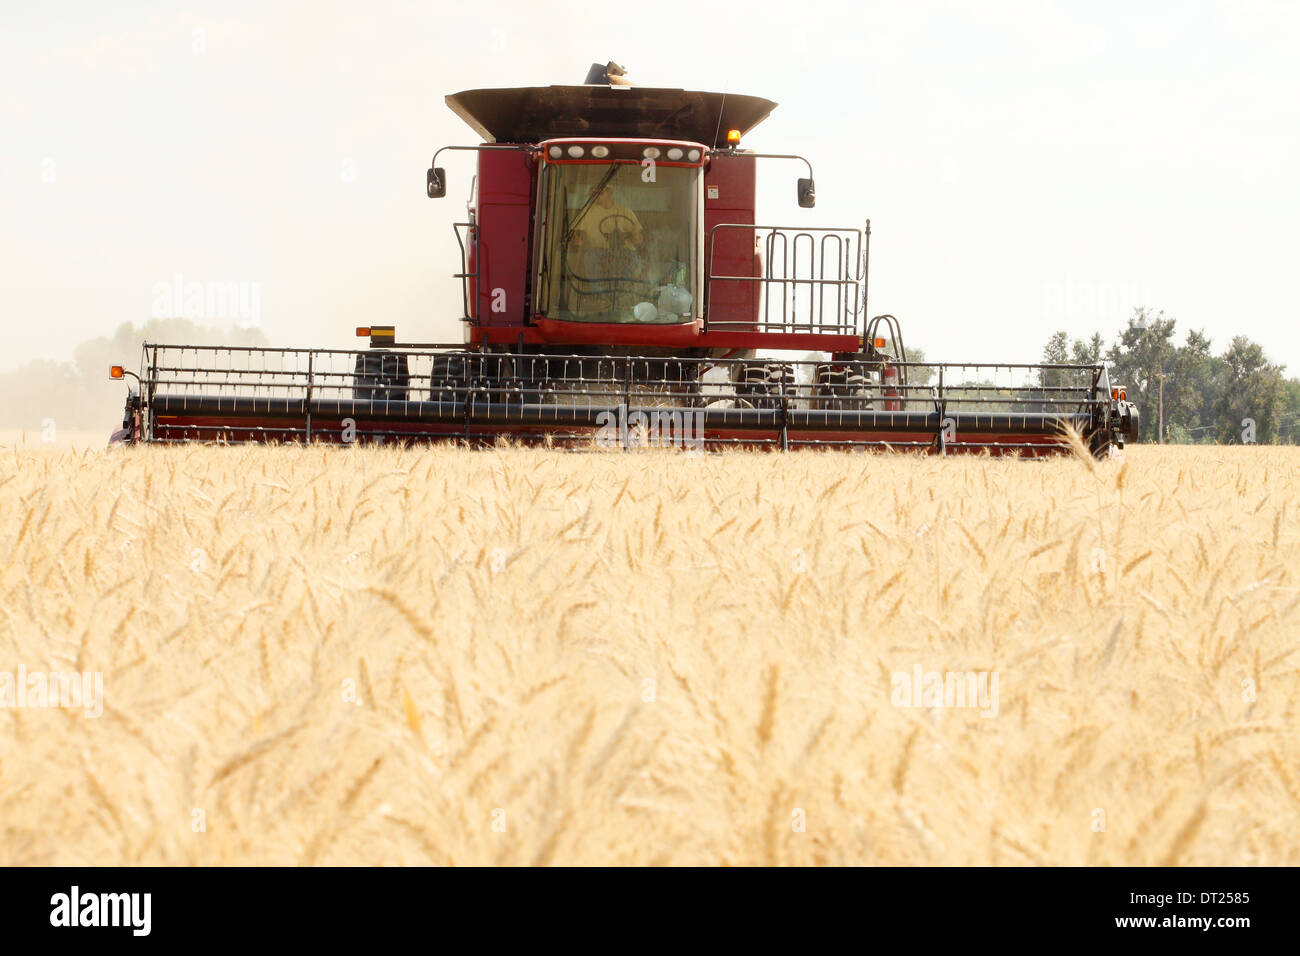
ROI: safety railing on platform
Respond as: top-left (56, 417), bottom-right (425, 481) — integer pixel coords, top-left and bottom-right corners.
top-left (705, 224), bottom-right (862, 335)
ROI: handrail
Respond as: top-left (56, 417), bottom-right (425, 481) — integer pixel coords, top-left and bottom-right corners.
top-left (452, 220), bottom-right (478, 322)
top-left (705, 224), bottom-right (862, 334)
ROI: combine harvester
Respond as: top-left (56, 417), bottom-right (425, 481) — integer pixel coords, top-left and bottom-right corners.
top-left (110, 63), bottom-right (1137, 456)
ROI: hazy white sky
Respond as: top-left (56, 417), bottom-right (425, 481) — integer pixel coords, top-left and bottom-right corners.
top-left (3, 0), bottom-right (1298, 372)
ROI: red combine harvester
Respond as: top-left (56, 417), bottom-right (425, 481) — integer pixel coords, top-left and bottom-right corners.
top-left (111, 64), bottom-right (1137, 455)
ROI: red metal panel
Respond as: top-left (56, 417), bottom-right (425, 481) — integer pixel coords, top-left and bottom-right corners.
top-left (474, 148), bottom-right (536, 328)
top-left (469, 326), bottom-right (546, 347)
top-left (696, 330), bottom-right (860, 352)
top-left (150, 415), bottom-right (1074, 456)
top-left (533, 316), bottom-right (703, 346)
top-left (469, 324), bottom-right (857, 352)
top-left (704, 154), bottom-right (758, 329)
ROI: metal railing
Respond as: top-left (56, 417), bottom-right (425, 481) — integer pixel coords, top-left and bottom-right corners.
top-left (452, 220), bottom-right (478, 321)
top-left (705, 224), bottom-right (862, 334)
top-left (129, 344), bottom-right (1118, 454)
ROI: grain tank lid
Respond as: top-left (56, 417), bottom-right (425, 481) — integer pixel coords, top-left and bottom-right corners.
top-left (445, 86), bottom-right (777, 145)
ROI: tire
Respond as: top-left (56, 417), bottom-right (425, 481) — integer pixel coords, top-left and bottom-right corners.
top-left (353, 351), bottom-right (410, 401)
top-left (428, 353), bottom-right (470, 404)
top-left (504, 355), bottom-right (546, 405)
top-left (427, 353), bottom-right (528, 408)
top-left (813, 362), bottom-right (873, 410)
top-left (734, 362), bottom-right (797, 409)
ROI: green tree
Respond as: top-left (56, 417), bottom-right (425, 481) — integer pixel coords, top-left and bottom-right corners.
top-left (900, 344), bottom-right (935, 386)
top-left (1036, 309), bottom-right (1295, 445)
top-left (1104, 308), bottom-right (1177, 442)
top-left (1160, 328), bottom-right (1222, 442)
top-left (1282, 378), bottom-right (1300, 444)
top-left (1213, 336), bottom-right (1286, 443)
top-left (1040, 331), bottom-right (1070, 366)
top-left (1039, 330), bottom-right (1104, 390)
top-left (1070, 332), bottom-right (1105, 365)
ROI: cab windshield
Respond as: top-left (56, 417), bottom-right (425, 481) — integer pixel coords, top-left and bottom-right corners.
top-left (536, 161), bottom-right (700, 324)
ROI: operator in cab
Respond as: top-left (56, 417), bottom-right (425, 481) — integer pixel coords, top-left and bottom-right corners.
top-left (571, 184), bottom-right (646, 314)
top-left (572, 185), bottom-right (644, 251)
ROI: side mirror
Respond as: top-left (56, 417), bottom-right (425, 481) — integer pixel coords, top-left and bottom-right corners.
top-left (426, 167), bottom-right (446, 199)
top-left (797, 177), bottom-right (816, 208)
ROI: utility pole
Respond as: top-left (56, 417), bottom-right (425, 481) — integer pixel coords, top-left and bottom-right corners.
top-left (1157, 372), bottom-right (1165, 443)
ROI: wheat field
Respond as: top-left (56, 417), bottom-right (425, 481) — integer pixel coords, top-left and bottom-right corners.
top-left (1, 439), bottom-right (1297, 866)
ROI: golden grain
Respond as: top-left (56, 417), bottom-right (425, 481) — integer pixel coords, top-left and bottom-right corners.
top-left (0, 442), bottom-right (1296, 864)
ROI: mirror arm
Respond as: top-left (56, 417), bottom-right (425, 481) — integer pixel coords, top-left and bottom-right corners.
top-left (703, 150), bottom-right (815, 182)
top-left (427, 144), bottom-right (539, 198)
top-left (431, 143), bottom-right (540, 166)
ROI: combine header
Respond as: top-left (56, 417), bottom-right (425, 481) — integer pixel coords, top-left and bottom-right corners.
top-left (111, 63), bottom-right (1137, 456)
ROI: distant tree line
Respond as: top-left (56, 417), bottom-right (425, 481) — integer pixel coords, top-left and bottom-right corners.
top-left (0, 320), bottom-right (269, 433)
top-left (1039, 307), bottom-right (1299, 444)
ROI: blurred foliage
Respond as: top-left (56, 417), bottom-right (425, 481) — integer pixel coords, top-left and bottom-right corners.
top-left (1041, 307), bottom-right (1299, 444)
top-left (0, 320), bottom-right (269, 431)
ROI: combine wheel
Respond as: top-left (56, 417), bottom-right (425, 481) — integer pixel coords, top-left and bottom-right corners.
top-left (505, 355), bottom-right (551, 406)
top-left (353, 351), bottom-right (410, 401)
top-left (655, 359), bottom-right (706, 407)
top-left (1118, 401), bottom-right (1139, 440)
top-left (734, 362), bottom-right (797, 409)
top-left (437, 354), bottom-right (527, 408)
top-left (1089, 400), bottom-right (1139, 457)
top-left (813, 362), bottom-right (873, 410)
top-left (428, 353), bottom-right (473, 404)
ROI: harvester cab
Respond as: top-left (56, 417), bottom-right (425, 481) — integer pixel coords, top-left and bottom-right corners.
top-left (111, 64), bottom-right (1138, 455)
top-left (423, 81), bottom-right (836, 356)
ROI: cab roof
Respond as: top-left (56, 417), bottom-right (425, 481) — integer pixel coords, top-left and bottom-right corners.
top-left (445, 86), bottom-right (777, 146)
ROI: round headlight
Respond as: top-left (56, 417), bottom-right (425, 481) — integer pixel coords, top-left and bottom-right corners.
top-left (642, 146), bottom-right (660, 159)
top-left (687, 149), bottom-right (700, 162)
top-left (548, 146), bottom-right (562, 159)
top-left (666, 147), bottom-right (684, 161)
top-left (567, 145), bottom-right (585, 158)
top-left (591, 145), bottom-right (609, 158)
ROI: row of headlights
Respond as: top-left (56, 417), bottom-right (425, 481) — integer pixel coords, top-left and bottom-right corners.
top-left (547, 144), bottom-right (702, 162)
